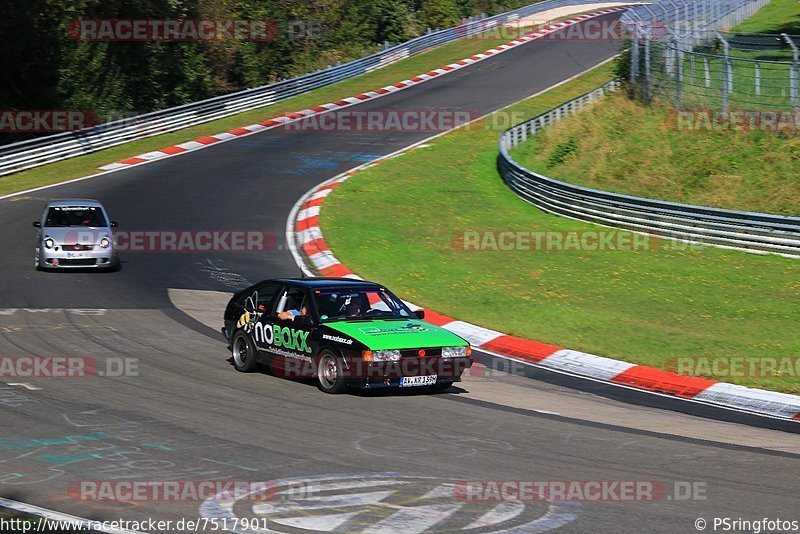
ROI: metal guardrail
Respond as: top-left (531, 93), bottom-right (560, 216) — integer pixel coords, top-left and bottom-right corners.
top-left (0, 0), bottom-right (616, 177)
top-left (498, 81), bottom-right (800, 257)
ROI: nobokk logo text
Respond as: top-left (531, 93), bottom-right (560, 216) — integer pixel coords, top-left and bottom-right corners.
top-left (254, 324), bottom-right (312, 352)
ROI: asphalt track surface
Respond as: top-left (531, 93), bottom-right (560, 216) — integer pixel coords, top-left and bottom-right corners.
top-left (0, 12), bottom-right (798, 533)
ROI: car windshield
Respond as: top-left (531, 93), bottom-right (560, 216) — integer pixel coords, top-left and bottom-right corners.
top-left (45, 206), bottom-right (107, 227)
top-left (313, 288), bottom-right (415, 322)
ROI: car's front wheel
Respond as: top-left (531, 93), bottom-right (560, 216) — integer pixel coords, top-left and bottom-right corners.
top-left (231, 331), bottom-right (258, 373)
top-left (34, 248), bottom-right (41, 271)
top-left (316, 350), bottom-right (347, 394)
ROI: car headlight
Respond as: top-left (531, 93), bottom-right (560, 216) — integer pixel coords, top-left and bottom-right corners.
top-left (43, 237), bottom-right (55, 249)
top-left (99, 237), bottom-right (110, 248)
top-left (372, 349), bottom-right (401, 361)
top-left (442, 346), bottom-right (469, 358)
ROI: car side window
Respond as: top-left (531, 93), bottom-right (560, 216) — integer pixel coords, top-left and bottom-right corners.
top-left (241, 282), bottom-right (279, 314)
top-left (273, 286), bottom-right (308, 317)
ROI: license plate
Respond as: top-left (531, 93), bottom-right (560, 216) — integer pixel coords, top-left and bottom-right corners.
top-left (399, 375), bottom-right (437, 387)
top-left (66, 252), bottom-right (87, 258)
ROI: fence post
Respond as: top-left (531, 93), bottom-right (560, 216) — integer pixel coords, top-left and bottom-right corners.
top-left (782, 34), bottom-right (799, 115)
top-left (675, 39), bottom-right (683, 108)
top-left (644, 37), bottom-right (652, 104)
top-left (631, 21), bottom-right (640, 87)
top-left (755, 62), bottom-right (761, 97)
top-left (717, 32), bottom-right (730, 112)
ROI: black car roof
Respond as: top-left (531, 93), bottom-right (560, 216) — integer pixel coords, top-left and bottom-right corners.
top-left (274, 277), bottom-right (382, 290)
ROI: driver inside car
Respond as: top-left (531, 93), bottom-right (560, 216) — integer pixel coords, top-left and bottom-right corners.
top-left (344, 301), bottom-right (361, 317)
top-left (278, 299), bottom-right (307, 321)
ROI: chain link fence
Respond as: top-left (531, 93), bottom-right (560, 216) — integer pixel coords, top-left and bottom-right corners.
top-left (625, 0), bottom-right (800, 114)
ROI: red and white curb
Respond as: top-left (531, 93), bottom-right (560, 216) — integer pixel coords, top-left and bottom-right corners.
top-left (98, 8), bottom-right (625, 172)
top-left (288, 161), bottom-right (800, 424)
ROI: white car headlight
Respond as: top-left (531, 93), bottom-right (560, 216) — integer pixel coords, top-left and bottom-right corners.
top-left (99, 237), bottom-right (110, 248)
top-left (43, 237), bottom-right (55, 249)
top-left (442, 346), bottom-right (468, 358)
top-left (372, 349), bottom-right (401, 361)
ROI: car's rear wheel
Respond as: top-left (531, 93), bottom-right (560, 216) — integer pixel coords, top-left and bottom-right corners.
top-left (231, 331), bottom-right (258, 373)
top-left (317, 351), bottom-right (347, 394)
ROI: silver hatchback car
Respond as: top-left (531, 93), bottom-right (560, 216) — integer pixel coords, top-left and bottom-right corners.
top-left (33, 199), bottom-right (119, 271)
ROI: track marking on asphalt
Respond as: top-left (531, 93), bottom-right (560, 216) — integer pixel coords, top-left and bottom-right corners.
top-left (199, 473), bottom-right (581, 533)
top-left (0, 496), bottom-right (145, 534)
top-left (0, 308), bottom-right (107, 316)
top-left (5, 382), bottom-right (42, 391)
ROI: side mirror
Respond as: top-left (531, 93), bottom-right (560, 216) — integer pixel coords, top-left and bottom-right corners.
top-left (32, 221), bottom-right (41, 228)
top-left (413, 309), bottom-right (425, 320)
top-left (110, 221), bottom-right (119, 228)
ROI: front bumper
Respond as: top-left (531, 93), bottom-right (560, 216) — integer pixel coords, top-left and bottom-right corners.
top-left (345, 357), bottom-right (473, 389)
top-left (40, 248), bottom-right (116, 268)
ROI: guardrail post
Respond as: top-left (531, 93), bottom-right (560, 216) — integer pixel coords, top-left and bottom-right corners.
top-left (782, 33), bottom-right (799, 115)
top-left (716, 31), bottom-right (730, 112)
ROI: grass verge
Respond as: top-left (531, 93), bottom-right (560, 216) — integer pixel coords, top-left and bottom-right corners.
top-left (731, 0), bottom-right (800, 33)
top-left (0, 20), bottom-right (553, 197)
top-left (320, 61), bottom-right (800, 394)
top-left (510, 92), bottom-right (800, 215)
top-left (510, 0), bottom-right (800, 215)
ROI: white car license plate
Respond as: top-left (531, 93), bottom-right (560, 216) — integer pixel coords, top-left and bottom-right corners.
top-left (400, 375), bottom-right (437, 387)
top-left (66, 252), bottom-right (88, 258)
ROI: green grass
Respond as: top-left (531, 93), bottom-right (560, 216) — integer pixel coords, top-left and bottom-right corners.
top-left (509, 0), bottom-right (800, 216)
top-left (731, 0), bottom-right (800, 33)
top-left (511, 92), bottom-right (800, 215)
top-left (320, 62), bottom-right (800, 394)
top-left (668, 53), bottom-right (796, 111)
top-left (658, 0), bottom-right (800, 111)
top-left (0, 29), bottom-right (534, 196)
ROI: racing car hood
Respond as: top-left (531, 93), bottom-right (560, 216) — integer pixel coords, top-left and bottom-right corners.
top-left (323, 319), bottom-right (468, 350)
top-left (39, 227), bottom-right (109, 243)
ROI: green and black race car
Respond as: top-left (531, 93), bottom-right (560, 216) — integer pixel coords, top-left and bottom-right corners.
top-left (222, 277), bottom-right (472, 393)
